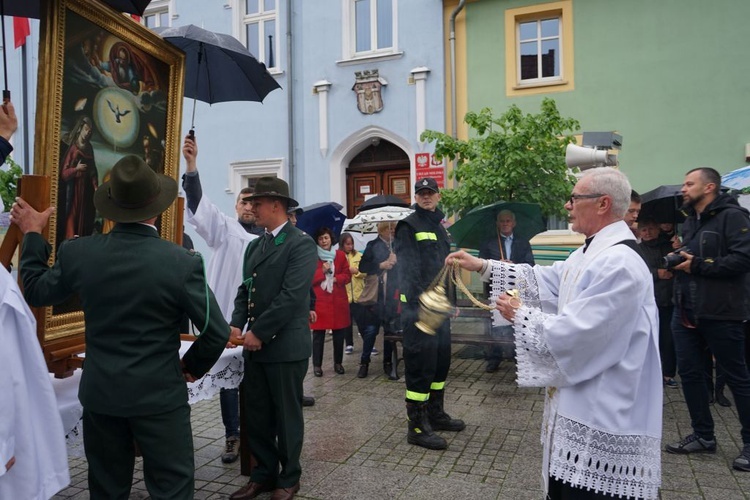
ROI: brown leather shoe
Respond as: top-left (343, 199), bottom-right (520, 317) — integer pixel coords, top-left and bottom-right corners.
top-left (229, 481), bottom-right (275, 500)
top-left (270, 482), bottom-right (300, 500)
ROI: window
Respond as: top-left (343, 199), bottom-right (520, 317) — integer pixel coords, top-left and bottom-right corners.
top-left (518, 18), bottom-right (560, 82)
top-left (241, 0), bottom-right (279, 71)
top-left (505, 1), bottom-right (574, 96)
top-left (230, 158), bottom-right (284, 195)
top-left (354, 0), bottom-right (393, 53)
top-left (143, 0), bottom-right (170, 28)
top-left (341, 0), bottom-right (399, 61)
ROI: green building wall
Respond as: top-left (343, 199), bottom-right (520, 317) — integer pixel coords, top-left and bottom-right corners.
top-left (463, 0), bottom-right (750, 192)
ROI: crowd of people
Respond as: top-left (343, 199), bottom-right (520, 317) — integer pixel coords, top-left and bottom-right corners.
top-left (5, 90), bottom-right (750, 499)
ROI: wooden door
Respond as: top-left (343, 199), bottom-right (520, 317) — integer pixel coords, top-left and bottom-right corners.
top-left (347, 168), bottom-right (411, 217)
top-left (346, 139), bottom-right (411, 217)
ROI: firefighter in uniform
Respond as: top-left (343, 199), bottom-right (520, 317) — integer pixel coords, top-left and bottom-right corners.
top-left (394, 178), bottom-right (465, 450)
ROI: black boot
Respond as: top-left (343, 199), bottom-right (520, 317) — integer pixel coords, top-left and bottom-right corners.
top-left (406, 401), bottom-right (447, 450)
top-left (357, 363), bottom-right (369, 378)
top-left (427, 389), bottom-right (466, 432)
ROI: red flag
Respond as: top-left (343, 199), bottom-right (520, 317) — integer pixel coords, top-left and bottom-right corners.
top-left (13, 17), bottom-right (30, 49)
top-left (131, 14), bottom-right (141, 22)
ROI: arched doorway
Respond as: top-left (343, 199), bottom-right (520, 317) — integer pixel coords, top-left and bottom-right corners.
top-left (346, 139), bottom-right (410, 217)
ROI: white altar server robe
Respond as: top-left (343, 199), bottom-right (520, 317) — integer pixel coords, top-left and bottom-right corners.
top-left (186, 194), bottom-right (257, 321)
top-left (0, 267), bottom-right (69, 499)
top-left (487, 221), bottom-right (662, 499)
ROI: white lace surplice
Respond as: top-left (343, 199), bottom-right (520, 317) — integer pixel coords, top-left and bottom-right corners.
top-left (488, 221), bottom-right (662, 499)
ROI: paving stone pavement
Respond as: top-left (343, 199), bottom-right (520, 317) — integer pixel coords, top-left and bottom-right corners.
top-left (52, 331), bottom-right (750, 500)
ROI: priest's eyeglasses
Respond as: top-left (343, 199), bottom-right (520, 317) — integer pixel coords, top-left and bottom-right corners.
top-left (568, 193), bottom-right (604, 205)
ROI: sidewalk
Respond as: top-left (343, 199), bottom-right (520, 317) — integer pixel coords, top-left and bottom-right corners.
top-left (53, 335), bottom-right (750, 499)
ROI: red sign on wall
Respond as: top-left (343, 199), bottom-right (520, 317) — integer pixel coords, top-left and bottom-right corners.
top-left (415, 153), bottom-right (445, 188)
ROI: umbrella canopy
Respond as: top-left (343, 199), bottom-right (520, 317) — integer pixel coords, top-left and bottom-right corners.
top-left (639, 185), bottom-right (686, 224)
top-left (359, 194), bottom-right (409, 211)
top-left (722, 165), bottom-right (750, 190)
top-left (0, 0), bottom-right (151, 18)
top-left (343, 206), bottom-right (414, 234)
top-left (448, 201), bottom-right (546, 250)
top-left (156, 24), bottom-right (280, 102)
top-left (295, 202), bottom-right (346, 240)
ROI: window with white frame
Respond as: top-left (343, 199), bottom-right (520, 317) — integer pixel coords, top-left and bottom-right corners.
top-left (504, 1), bottom-right (573, 95)
top-left (143, 0), bottom-right (170, 28)
top-left (518, 17), bottom-right (560, 83)
top-left (241, 0), bottom-right (279, 71)
top-left (230, 158), bottom-right (283, 195)
top-left (344, 0), bottom-right (397, 59)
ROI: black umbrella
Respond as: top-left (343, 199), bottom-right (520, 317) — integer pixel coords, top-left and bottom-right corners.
top-left (155, 24), bottom-right (281, 134)
top-left (0, 0), bottom-right (152, 98)
top-left (296, 202), bottom-right (346, 241)
top-left (359, 194), bottom-right (409, 211)
top-left (0, 0), bottom-right (151, 18)
top-left (639, 185), bottom-right (686, 224)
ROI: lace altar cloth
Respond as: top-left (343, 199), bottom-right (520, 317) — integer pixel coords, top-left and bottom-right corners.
top-left (51, 341), bottom-right (244, 457)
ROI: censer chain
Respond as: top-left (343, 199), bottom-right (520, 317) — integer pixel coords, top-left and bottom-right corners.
top-left (449, 261), bottom-right (495, 311)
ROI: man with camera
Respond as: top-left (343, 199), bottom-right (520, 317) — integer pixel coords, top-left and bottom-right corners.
top-left (665, 167), bottom-right (750, 472)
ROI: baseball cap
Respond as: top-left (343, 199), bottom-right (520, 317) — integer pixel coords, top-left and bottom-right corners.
top-left (414, 178), bottom-right (439, 194)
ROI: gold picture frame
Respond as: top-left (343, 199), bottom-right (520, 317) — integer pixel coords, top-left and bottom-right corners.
top-left (33, 0), bottom-right (185, 354)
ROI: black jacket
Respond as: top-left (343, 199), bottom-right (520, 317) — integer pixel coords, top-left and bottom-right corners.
top-left (675, 193), bottom-right (750, 320)
top-left (478, 231), bottom-right (535, 265)
top-left (359, 236), bottom-right (400, 325)
top-left (393, 205), bottom-right (451, 309)
top-left (638, 238), bottom-right (674, 308)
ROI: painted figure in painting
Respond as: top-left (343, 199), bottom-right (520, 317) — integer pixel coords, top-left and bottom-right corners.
top-left (57, 115), bottom-right (99, 242)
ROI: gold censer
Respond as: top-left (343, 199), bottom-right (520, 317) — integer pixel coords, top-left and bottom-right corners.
top-left (416, 284), bottom-right (454, 334)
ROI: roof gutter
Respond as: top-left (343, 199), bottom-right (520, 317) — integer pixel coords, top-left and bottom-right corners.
top-left (286, 0), bottom-right (295, 192)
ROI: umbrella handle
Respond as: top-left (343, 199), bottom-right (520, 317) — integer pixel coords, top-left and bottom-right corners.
top-left (188, 128), bottom-right (195, 140)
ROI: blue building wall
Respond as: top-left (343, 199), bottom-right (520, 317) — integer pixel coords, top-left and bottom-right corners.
top-left (1, 0), bottom-right (446, 260)
top-left (293, 0), bottom-right (446, 208)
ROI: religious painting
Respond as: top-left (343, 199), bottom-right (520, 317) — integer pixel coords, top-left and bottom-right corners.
top-left (33, 0), bottom-right (185, 350)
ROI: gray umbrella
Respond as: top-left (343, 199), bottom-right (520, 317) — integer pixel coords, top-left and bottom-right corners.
top-left (155, 25), bottom-right (281, 133)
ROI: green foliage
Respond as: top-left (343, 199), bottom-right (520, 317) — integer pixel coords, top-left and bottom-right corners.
top-left (0, 156), bottom-right (22, 212)
top-left (421, 98), bottom-right (580, 218)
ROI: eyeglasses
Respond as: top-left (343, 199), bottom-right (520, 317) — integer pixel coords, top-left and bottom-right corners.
top-left (568, 193), bottom-right (604, 205)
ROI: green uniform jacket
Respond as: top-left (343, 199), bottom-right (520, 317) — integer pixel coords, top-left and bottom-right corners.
top-left (231, 221), bottom-right (317, 362)
top-left (20, 224), bottom-right (229, 416)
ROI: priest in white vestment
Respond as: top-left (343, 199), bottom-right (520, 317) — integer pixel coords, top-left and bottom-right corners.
top-left (448, 167), bottom-right (662, 499)
top-left (0, 255), bottom-right (70, 498)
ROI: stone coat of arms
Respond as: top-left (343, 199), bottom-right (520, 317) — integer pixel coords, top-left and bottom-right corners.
top-left (352, 69), bottom-right (387, 115)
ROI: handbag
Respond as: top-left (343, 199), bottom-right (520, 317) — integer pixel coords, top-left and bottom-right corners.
top-left (357, 273), bottom-right (380, 306)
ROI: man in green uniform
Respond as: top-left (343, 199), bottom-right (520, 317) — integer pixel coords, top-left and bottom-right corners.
top-left (394, 178), bottom-right (465, 450)
top-left (229, 177), bottom-right (317, 500)
top-left (11, 155), bottom-right (230, 499)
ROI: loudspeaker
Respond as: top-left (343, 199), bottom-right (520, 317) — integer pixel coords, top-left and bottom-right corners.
top-left (565, 144), bottom-right (618, 170)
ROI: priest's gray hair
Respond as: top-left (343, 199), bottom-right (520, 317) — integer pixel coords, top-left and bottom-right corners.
top-left (582, 167), bottom-right (632, 219)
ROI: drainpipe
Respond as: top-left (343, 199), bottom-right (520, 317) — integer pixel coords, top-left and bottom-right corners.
top-left (286, 0), bottom-right (295, 192)
top-left (449, 0), bottom-right (466, 141)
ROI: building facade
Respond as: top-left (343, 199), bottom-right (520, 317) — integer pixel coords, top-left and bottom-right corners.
top-left (447, 0), bottom-right (750, 193)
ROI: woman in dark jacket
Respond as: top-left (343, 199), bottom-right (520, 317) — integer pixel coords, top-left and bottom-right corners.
top-left (358, 222), bottom-right (399, 378)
